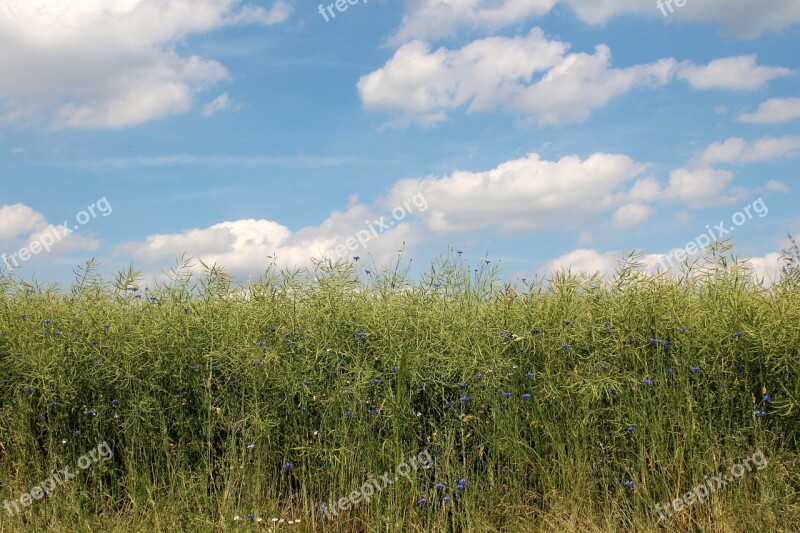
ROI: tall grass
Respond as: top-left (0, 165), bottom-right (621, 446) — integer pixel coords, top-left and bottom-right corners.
top-left (0, 244), bottom-right (799, 531)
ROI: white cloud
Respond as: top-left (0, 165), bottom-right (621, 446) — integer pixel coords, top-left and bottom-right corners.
top-left (117, 204), bottom-right (420, 273)
top-left (677, 55), bottom-right (793, 90)
top-left (393, 0), bottom-right (800, 42)
top-left (0, 1), bottom-right (290, 129)
top-left (389, 0), bottom-right (556, 45)
top-left (762, 180), bottom-right (790, 193)
top-left (203, 92), bottom-right (232, 117)
top-left (738, 97), bottom-right (800, 123)
top-left (699, 136), bottom-right (800, 165)
top-left (0, 202), bottom-right (99, 264)
top-left (664, 167), bottom-right (745, 208)
top-left (359, 30), bottom-right (677, 127)
top-left (0, 204), bottom-right (47, 240)
top-left (610, 203), bottom-right (654, 229)
top-left (385, 151), bottom-right (649, 233)
top-left (537, 247), bottom-right (786, 284)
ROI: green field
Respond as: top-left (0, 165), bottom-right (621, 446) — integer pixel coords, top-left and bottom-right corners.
top-left (1, 245), bottom-right (799, 532)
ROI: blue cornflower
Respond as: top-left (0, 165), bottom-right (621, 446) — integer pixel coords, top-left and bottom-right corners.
top-left (503, 392), bottom-right (512, 398)
top-left (603, 321), bottom-right (611, 327)
top-left (370, 379), bottom-right (380, 385)
top-left (691, 366), bottom-right (700, 373)
top-left (525, 371), bottom-right (534, 379)
top-left (210, 362), bottom-right (218, 368)
top-left (624, 480), bottom-right (634, 488)
top-left (734, 332), bottom-right (744, 338)
top-left (561, 344), bottom-right (570, 350)
top-left (485, 260), bottom-right (490, 264)
top-left (531, 328), bottom-right (541, 334)
top-left (457, 250), bottom-right (463, 254)
top-left (443, 496), bottom-right (452, 503)
top-left (418, 498), bottom-right (427, 505)
top-left (190, 363), bottom-right (198, 370)
top-left (87, 409), bottom-right (96, 416)
top-left (642, 379), bottom-right (653, 386)
top-left (353, 256), bottom-right (360, 262)
top-left (364, 270), bottom-right (371, 275)
top-left (521, 393), bottom-right (531, 400)
top-left (649, 338), bottom-right (659, 344)
top-left (25, 387), bottom-right (34, 393)
top-left (283, 463), bottom-right (293, 470)
top-left (48, 401), bottom-right (58, 408)
top-left (344, 410), bottom-right (352, 417)
top-left (445, 400), bottom-right (455, 407)
top-left (763, 394), bottom-right (772, 402)
top-left (74, 430), bottom-right (81, 436)
top-left (356, 332), bottom-right (366, 339)
top-left (43, 319), bottom-right (51, 325)
top-left (756, 410), bottom-right (766, 417)
top-left (103, 323), bottom-right (111, 329)
top-left (627, 426), bottom-right (634, 433)
top-left (19, 314), bottom-right (27, 319)
top-left (36, 416), bottom-right (46, 422)
top-left (475, 373), bottom-right (483, 380)
top-left (111, 399), bottom-right (119, 406)
top-left (564, 320), bottom-right (571, 326)
top-left (300, 407), bottom-right (308, 413)
top-left (368, 408), bottom-right (378, 415)
top-left (608, 388), bottom-right (617, 394)
top-left (258, 341), bottom-right (266, 347)
top-left (251, 361), bottom-right (261, 367)
top-left (457, 384), bottom-right (467, 390)
top-left (304, 380), bottom-right (312, 386)
top-left (248, 514), bottom-right (255, 521)
top-left (435, 483), bottom-right (444, 490)
top-left (390, 367), bottom-right (399, 373)
top-left (662, 340), bottom-right (672, 347)
top-left (460, 396), bottom-right (469, 403)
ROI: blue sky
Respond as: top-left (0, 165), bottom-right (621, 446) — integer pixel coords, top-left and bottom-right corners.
top-left (1, 0), bottom-right (799, 286)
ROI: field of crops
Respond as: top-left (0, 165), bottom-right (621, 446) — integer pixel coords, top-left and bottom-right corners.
top-left (1, 248), bottom-right (799, 532)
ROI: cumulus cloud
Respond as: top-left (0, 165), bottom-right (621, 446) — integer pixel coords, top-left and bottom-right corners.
top-left (0, 202), bottom-right (100, 266)
top-left (385, 151), bottom-right (652, 233)
top-left (677, 55), bottom-right (793, 90)
top-left (698, 136), bottom-right (800, 165)
top-left (0, 203), bottom-right (48, 240)
top-left (389, 0), bottom-right (556, 45)
top-left (116, 203), bottom-right (419, 273)
top-left (0, 0), bottom-right (290, 129)
top-left (537, 248), bottom-right (785, 284)
top-left (359, 30), bottom-right (677, 127)
top-left (610, 203), bottom-right (655, 229)
top-left (392, 0), bottom-right (800, 42)
top-left (663, 167), bottom-right (745, 208)
top-left (738, 97), bottom-right (800, 123)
